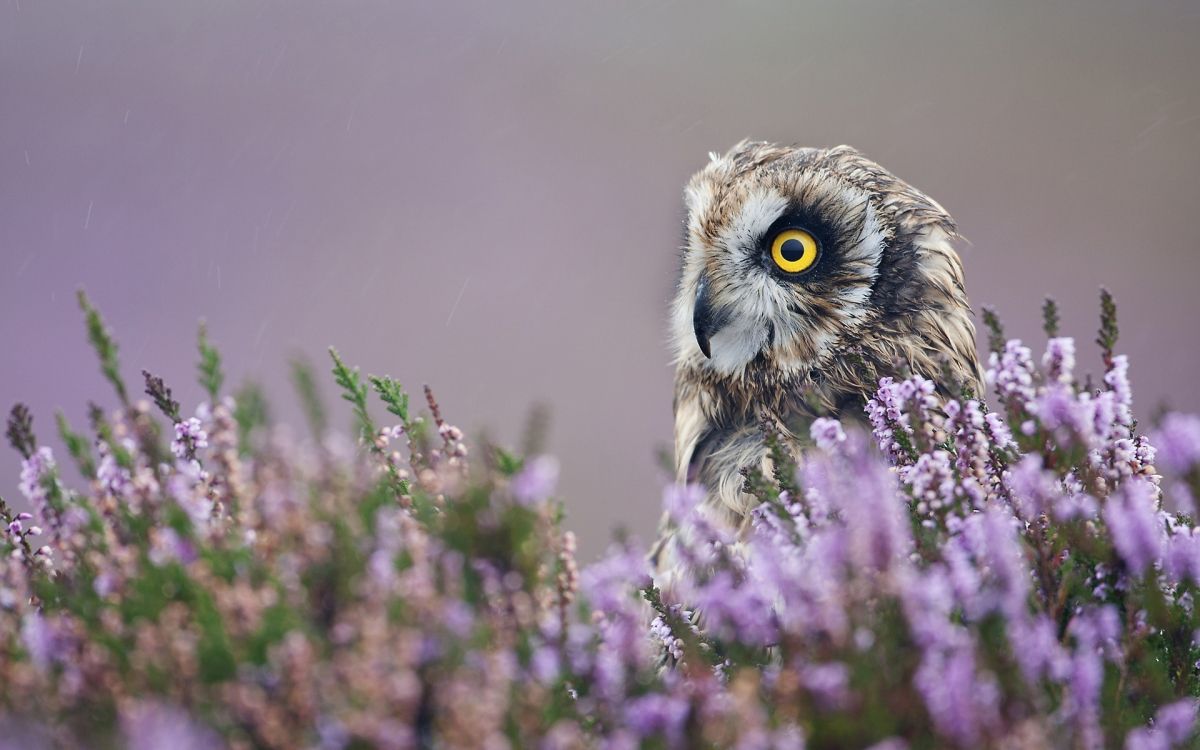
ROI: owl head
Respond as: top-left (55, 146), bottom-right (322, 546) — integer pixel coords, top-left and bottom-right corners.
top-left (672, 141), bottom-right (974, 390)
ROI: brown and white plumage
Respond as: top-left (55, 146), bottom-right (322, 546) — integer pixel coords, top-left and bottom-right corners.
top-left (653, 141), bottom-right (981, 568)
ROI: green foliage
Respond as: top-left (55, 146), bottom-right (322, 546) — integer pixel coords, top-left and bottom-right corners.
top-left (290, 356), bottom-right (328, 439)
top-left (368, 374), bottom-right (410, 427)
top-left (1097, 286), bottom-right (1120, 366)
top-left (232, 382), bottom-right (269, 454)
top-left (981, 305), bottom-right (1006, 357)
top-left (329, 348), bottom-right (375, 442)
top-left (1042, 296), bottom-right (1060, 338)
top-left (761, 417), bottom-right (800, 497)
top-left (77, 289), bottom-right (129, 407)
top-left (56, 411), bottom-right (96, 479)
top-left (5, 403), bottom-right (36, 460)
top-left (196, 321), bottom-right (225, 401)
top-left (492, 447), bottom-right (524, 477)
top-left (142, 370), bottom-right (182, 423)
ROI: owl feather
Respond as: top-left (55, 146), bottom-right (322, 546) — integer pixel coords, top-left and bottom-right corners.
top-left (652, 141), bottom-right (982, 574)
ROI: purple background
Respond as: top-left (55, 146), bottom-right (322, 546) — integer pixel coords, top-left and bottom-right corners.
top-left (3, 1), bottom-right (1199, 559)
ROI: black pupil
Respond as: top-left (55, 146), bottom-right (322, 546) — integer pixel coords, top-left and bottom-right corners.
top-left (780, 238), bottom-right (806, 263)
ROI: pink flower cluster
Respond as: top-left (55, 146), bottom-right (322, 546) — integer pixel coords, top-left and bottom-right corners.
top-left (0, 310), bottom-right (1198, 748)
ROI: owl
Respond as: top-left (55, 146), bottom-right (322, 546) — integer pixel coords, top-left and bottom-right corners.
top-left (652, 141), bottom-right (982, 566)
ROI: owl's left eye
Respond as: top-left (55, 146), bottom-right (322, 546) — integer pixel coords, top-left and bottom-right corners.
top-left (769, 228), bottom-right (820, 274)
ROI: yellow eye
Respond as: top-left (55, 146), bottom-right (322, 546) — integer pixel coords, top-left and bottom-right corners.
top-left (770, 228), bottom-right (820, 274)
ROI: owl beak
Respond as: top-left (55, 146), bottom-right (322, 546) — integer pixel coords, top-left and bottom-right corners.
top-left (693, 278), bottom-right (719, 359)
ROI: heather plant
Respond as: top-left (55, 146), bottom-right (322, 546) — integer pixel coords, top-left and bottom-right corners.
top-left (2, 291), bottom-right (1199, 749)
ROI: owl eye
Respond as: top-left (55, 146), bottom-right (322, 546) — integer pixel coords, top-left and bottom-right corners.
top-left (769, 228), bottom-right (820, 274)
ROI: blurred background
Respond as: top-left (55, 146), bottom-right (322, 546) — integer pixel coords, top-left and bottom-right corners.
top-left (2, 0), bottom-right (1198, 559)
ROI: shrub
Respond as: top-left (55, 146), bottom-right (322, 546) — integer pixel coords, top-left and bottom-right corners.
top-left (1, 291), bottom-right (1198, 749)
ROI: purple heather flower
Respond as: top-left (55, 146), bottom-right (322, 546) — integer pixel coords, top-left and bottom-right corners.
top-left (530, 644), bottom-right (561, 685)
top-left (1032, 384), bottom-right (1086, 438)
top-left (690, 569), bottom-right (778, 646)
top-left (441, 600), bottom-right (474, 639)
top-left (1134, 434), bottom-right (1157, 471)
top-left (914, 645), bottom-right (999, 747)
top-left (1124, 727), bottom-right (1166, 750)
top-left (93, 571), bottom-right (118, 598)
top-left (599, 732), bottom-right (639, 750)
top-left (987, 339), bottom-right (1037, 410)
top-left (662, 483), bottom-right (706, 523)
top-left (1090, 391), bottom-right (1119, 444)
top-left (1124, 728), bottom-right (1169, 750)
top-left (580, 544), bottom-right (651, 614)
top-left (1006, 455), bottom-right (1057, 520)
top-left (367, 547), bottom-right (397, 589)
top-left (957, 506), bottom-right (1030, 621)
top-left (166, 459), bottom-right (213, 528)
top-left (900, 567), bottom-right (963, 652)
top-left (171, 417), bottom-right (209, 459)
top-left (899, 375), bottom-right (940, 425)
top-left (866, 376), bottom-right (912, 463)
top-left (800, 661), bottom-right (850, 710)
top-left (1123, 699), bottom-right (1196, 750)
top-left (1104, 477), bottom-right (1166, 577)
top-left (20, 612), bottom-right (55, 672)
top-left (624, 693), bottom-right (690, 746)
top-left (511, 455), bottom-right (560, 505)
top-left (316, 715), bottom-right (351, 750)
top-left (865, 375), bottom-right (941, 459)
top-left (120, 701), bottom-right (223, 750)
top-left (1161, 480), bottom-right (1200, 520)
top-left (655, 496), bottom-right (741, 580)
top-left (944, 399), bottom-right (999, 495)
top-left (1105, 354), bottom-right (1134, 428)
top-left (1154, 413), bottom-right (1200, 476)
top-left (803, 431), bottom-right (910, 574)
top-left (591, 642), bottom-right (631, 705)
top-left (96, 440), bottom-right (134, 499)
top-left (1166, 529), bottom-right (1200, 586)
top-left (1043, 336), bottom-right (1077, 384)
top-left (17, 446), bottom-right (58, 527)
top-left (983, 410), bottom-right (1016, 451)
top-left (809, 417), bottom-right (846, 450)
top-left (906, 449), bottom-right (957, 516)
top-left (1009, 614), bottom-right (1070, 684)
top-left (758, 528), bottom-right (849, 641)
top-left (770, 725), bottom-right (807, 750)
top-left (17, 446), bottom-right (55, 498)
top-left (148, 527), bottom-right (197, 567)
top-left (1154, 699), bottom-right (1198, 744)
top-left (649, 616), bottom-right (684, 661)
top-left (1067, 644), bottom-right (1104, 749)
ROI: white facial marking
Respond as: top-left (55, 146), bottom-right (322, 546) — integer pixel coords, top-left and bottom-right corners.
top-left (686, 188), bottom-right (790, 375)
top-left (715, 188), bottom-right (788, 261)
top-left (707, 316), bottom-right (770, 375)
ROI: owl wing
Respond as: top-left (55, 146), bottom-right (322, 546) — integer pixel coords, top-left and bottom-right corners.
top-left (651, 376), bottom-right (776, 573)
top-left (672, 378), bottom-right (710, 484)
top-left (648, 377), bottom-right (713, 570)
